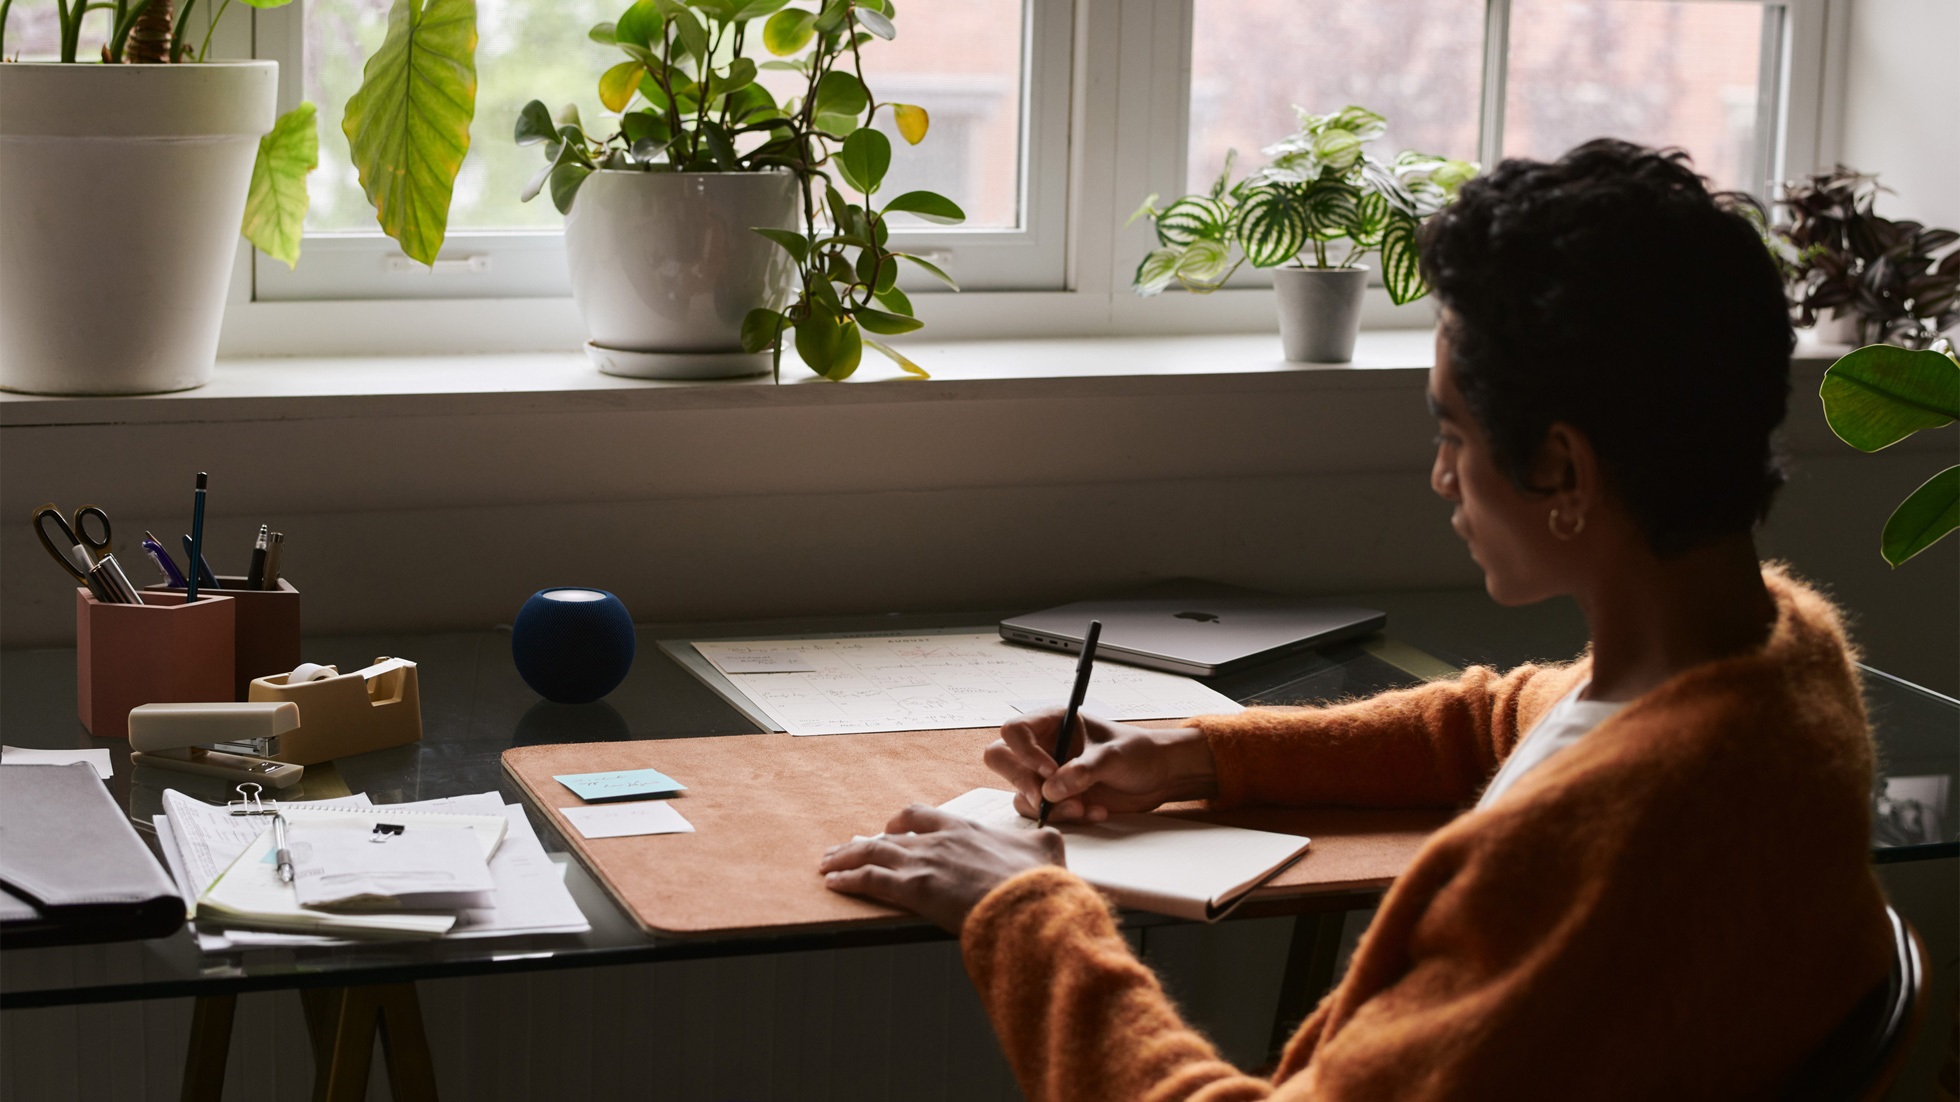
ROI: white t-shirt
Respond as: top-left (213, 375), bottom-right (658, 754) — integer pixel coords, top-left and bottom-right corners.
top-left (1476, 682), bottom-right (1625, 809)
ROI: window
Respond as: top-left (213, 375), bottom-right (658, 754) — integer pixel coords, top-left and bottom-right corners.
top-left (1174, 0), bottom-right (1796, 293)
top-left (216, 0), bottom-right (1831, 343)
top-left (254, 0), bottom-right (1069, 300)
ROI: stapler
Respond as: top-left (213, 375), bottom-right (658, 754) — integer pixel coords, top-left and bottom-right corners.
top-left (128, 702), bottom-right (306, 788)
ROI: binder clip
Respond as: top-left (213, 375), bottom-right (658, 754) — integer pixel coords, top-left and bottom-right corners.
top-left (246, 657), bottom-right (423, 765)
top-left (128, 702), bottom-right (306, 788)
top-left (227, 781), bottom-right (279, 817)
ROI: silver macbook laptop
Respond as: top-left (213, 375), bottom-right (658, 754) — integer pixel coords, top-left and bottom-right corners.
top-left (999, 582), bottom-right (1386, 677)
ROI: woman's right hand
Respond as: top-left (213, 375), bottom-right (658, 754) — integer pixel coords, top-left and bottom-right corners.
top-left (984, 709), bottom-right (1220, 823)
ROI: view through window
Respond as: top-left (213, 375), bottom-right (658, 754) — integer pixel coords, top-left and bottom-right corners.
top-left (300, 0), bottom-right (1026, 235)
top-left (1189, 0), bottom-right (1773, 199)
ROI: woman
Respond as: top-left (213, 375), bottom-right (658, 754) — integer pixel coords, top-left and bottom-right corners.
top-left (819, 141), bottom-right (1894, 1099)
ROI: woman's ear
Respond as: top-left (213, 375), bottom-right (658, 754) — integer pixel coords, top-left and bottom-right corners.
top-left (1538, 422), bottom-right (1600, 514)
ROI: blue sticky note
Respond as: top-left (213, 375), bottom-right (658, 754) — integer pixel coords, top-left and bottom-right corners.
top-left (553, 768), bottom-right (687, 803)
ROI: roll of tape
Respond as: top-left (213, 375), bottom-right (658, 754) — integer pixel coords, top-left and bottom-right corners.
top-left (287, 662), bottom-right (338, 684)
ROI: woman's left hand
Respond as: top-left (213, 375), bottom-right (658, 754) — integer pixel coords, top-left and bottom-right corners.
top-left (819, 804), bottom-right (1064, 933)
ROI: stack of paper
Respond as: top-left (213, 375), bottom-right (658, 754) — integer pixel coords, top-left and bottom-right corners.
top-left (692, 633), bottom-right (1245, 736)
top-left (157, 789), bottom-right (589, 949)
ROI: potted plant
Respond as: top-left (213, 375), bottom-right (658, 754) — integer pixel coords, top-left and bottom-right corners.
top-left (1773, 167), bottom-right (1960, 349)
top-left (1130, 106), bottom-right (1474, 363)
top-left (0, 0), bottom-right (479, 395)
top-left (518, 0), bottom-right (965, 381)
top-left (1819, 339), bottom-right (1958, 566)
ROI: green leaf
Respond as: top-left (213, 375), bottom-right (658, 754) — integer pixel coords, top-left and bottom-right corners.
top-left (614, 0), bottom-right (661, 49)
top-left (710, 57), bottom-right (756, 99)
top-left (881, 190), bottom-right (964, 225)
top-left (1133, 247), bottom-right (1179, 296)
top-left (1379, 214), bottom-right (1428, 305)
top-left (874, 284), bottom-right (913, 315)
top-left (864, 335), bottom-right (928, 378)
top-left (752, 226), bottom-right (809, 264)
top-left (620, 108), bottom-right (670, 147)
top-left (1301, 181), bottom-right (1361, 241)
top-left (342, 0), bottom-right (478, 267)
top-left (857, 6), bottom-right (894, 38)
top-left (588, 20), bottom-right (616, 44)
top-left (838, 127), bottom-right (891, 195)
top-left (599, 60), bottom-right (644, 112)
top-left (740, 307), bottom-right (787, 354)
top-left (1820, 345), bottom-right (1960, 452)
top-left (1153, 195), bottom-right (1228, 247)
top-left (812, 70), bottom-right (868, 121)
top-left (701, 120), bottom-right (736, 168)
top-left (1881, 465), bottom-right (1960, 566)
top-left (855, 307), bottom-right (923, 335)
top-left (895, 251), bottom-right (959, 290)
top-left (891, 103), bottom-right (929, 145)
top-left (761, 6), bottom-right (814, 54)
top-left (549, 162), bottom-right (592, 214)
top-left (1236, 188), bottom-right (1305, 268)
top-left (670, 5), bottom-right (709, 60)
top-left (812, 0), bottom-right (849, 33)
top-left (241, 102), bottom-right (318, 269)
top-left (731, 0), bottom-right (788, 19)
top-left (1125, 193), bottom-right (1160, 228)
top-left (794, 303), bottom-right (862, 380)
top-left (1177, 238), bottom-right (1231, 283)
top-left (1348, 190), bottom-right (1393, 248)
top-left (1311, 129), bottom-right (1363, 174)
top-left (690, 0), bottom-right (739, 21)
top-left (514, 99), bottom-right (555, 145)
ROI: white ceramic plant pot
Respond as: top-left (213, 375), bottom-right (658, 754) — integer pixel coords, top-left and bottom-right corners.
top-left (0, 61), bottom-right (276, 395)
top-left (565, 169), bottom-right (800, 380)
top-left (1273, 265), bottom-right (1369, 364)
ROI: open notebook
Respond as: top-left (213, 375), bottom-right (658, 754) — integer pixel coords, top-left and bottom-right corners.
top-left (939, 788), bottom-right (1311, 921)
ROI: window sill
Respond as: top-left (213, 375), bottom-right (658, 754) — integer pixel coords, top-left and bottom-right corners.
top-left (0, 328), bottom-right (1860, 429)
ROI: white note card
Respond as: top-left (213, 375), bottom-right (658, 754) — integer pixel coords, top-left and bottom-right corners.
top-left (692, 634), bottom-right (1243, 736)
top-left (697, 646), bottom-right (818, 675)
top-left (561, 801), bottom-right (695, 839)
top-left (2, 745), bottom-right (113, 780)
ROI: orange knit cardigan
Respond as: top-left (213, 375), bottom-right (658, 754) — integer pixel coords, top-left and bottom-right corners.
top-left (961, 567), bottom-right (1893, 1100)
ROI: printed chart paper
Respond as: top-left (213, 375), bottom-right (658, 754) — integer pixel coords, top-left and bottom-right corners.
top-left (692, 634), bottom-right (1244, 736)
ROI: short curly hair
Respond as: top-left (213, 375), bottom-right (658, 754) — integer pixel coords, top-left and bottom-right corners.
top-left (1418, 139), bottom-right (1793, 556)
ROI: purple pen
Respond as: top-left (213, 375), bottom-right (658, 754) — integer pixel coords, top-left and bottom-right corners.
top-left (141, 529), bottom-right (188, 588)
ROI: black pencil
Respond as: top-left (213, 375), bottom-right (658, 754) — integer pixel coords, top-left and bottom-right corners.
top-left (1037, 620), bottom-right (1102, 828)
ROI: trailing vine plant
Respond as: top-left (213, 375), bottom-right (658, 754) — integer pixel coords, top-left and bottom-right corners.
top-left (517, 0), bottom-right (964, 380)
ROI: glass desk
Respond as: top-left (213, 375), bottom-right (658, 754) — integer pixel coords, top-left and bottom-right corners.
top-left (3, 588), bottom-right (1954, 1015)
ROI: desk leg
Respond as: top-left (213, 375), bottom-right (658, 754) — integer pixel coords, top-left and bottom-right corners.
top-left (1267, 912), bottom-right (1346, 1064)
top-left (180, 994), bottom-right (237, 1102)
top-left (301, 983), bottom-right (438, 1102)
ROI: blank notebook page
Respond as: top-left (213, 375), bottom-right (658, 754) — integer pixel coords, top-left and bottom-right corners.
top-left (940, 788), bottom-right (1311, 921)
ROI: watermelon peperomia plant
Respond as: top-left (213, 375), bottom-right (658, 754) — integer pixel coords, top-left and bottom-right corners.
top-left (10, 0), bottom-right (479, 270)
top-left (1131, 105), bottom-right (1475, 305)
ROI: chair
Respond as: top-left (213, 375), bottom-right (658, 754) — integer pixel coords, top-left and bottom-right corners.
top-left (1787, 904), bottom-right (1928, 1102)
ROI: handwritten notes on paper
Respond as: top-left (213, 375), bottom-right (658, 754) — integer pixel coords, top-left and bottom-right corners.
top-left (692, 634), bottom-right (1244, 736)
top-left (554, 768), bottom-right (687, 802)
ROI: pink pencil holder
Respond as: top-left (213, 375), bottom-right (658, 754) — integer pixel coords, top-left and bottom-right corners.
top-left (76, 588), bottom-right (234, 739)
top-left (146, 576), bottom-right (300, 700)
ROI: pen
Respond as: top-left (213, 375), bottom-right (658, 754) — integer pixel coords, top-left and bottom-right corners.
top-left (245, 524), bottom-right (269, 590)
top-left (179, 536), bottom-right (218, 591)
top-left (263, 532), bottom-right (284, 590)
top-left (186, 472), bottom-right (207, 603)
top-left (1037, 619), bottom-right (1102, 828)
top-left (272, 810), bottom-right (295, 884)
top-left (142, 529), bottom-right (188, 588)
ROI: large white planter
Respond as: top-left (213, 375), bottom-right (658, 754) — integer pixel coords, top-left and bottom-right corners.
top-left (0, 61), bottom-right (276, 395)
top-left (1273, 265), bottom-right (1369, 364)
top-left (565, 170), bottom-right (800, 379)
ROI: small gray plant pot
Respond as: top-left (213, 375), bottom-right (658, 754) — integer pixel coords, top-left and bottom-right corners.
top-left (1273, 265), bottom-right (1369, 364)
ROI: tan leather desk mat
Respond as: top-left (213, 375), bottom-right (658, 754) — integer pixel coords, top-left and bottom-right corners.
top-left (503, 728), bottom-right (1449, 938)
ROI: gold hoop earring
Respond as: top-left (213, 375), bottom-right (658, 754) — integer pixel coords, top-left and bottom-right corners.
top-left (1548, 508), bottom-right (1586, 540)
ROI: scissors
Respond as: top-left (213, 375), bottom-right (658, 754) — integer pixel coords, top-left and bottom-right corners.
top-left (33, 503), bottom-right (113, 581)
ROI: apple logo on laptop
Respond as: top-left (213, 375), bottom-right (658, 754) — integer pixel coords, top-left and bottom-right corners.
top-left (1174, 611), bottom-right (1220, 623)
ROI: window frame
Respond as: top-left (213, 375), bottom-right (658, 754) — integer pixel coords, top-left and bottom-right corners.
top-left (248, 0), bottom-right (1073, 301)
top-left (218, 0), bottom-right (1846, 355)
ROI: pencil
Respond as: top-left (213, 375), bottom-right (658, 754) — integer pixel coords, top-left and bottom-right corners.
top-left (1037, 620), bottom-right (1102, 828)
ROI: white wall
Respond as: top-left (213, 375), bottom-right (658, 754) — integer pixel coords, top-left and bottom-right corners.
top-left (1838, 0), bottom-right (1960, 231)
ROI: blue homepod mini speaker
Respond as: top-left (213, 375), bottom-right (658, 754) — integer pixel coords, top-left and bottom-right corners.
top-left (512, 588), bottom-right (635, 704)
